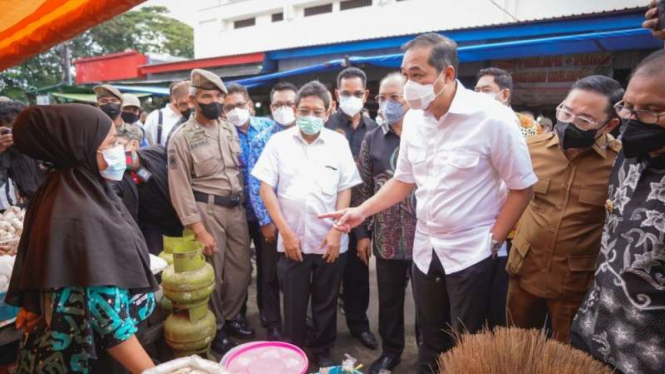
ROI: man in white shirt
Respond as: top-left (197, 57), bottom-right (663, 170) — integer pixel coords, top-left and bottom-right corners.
top-left (321, 33), bottom-right (537, 374)
top-left (252, 81), bottom-right (361, 368)
top-left (144, 81), bottom-right (193, 146)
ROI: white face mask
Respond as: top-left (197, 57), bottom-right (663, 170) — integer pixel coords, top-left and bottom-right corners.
top-left (482, 91), bottom-right (507, 104)
top-left (404, 72), bottom-right (447, 110)
top-left (272, 106), bottom-right (296, 127)
top-left (226, 108), bottom-right (251, 127)
top-left (339, 96), bottom-right (364, 117)
top-left (98, 145), bottom-right (126, 181)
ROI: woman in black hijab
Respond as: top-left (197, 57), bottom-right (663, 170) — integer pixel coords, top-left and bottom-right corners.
top-left (6, 104), bottom-right (159, 374)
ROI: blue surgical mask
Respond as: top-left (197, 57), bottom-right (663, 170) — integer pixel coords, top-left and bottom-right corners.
top-left (381, 101), bottom-right (405, 125)
top-left (98, 145), bottom-right (126, 181)
top-left (297, 116), bottom-right (324, 135)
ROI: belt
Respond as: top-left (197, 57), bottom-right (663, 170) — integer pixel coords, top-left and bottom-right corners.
top-left (193, 191), bottom-right (241, 208)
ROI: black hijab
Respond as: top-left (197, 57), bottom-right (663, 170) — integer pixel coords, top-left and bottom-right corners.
top-left (6, 104), bottom-right (158, 312)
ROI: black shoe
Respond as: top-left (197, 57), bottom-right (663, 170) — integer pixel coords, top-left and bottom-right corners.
top-left (369, 354), bottom-right (401, 374)
top-left (260, 313), bottom-right (268, 328)
top-left (266, 326), bottom-right (283, 341)
top-left (315, 353), bottom-right (335, 368)
top-left (210, 330), bottom-right (237, 356)
top-left (353, 331), bottom-right (378, 350)
top-left (224, 319), bottom-right (255, 340)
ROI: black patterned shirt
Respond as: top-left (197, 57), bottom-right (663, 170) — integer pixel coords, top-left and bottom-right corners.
top-left (354, 125), bottom-right (416, 260)
top-left (572, 152), bottom-right (665, 374)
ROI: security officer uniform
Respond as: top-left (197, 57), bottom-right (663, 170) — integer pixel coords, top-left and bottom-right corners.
top-left (506, 132), bottom-right (621, 342)
top-left (167, 69), bottom-right (251, 349)
top-left (93, 84), bottom-right (145, 141)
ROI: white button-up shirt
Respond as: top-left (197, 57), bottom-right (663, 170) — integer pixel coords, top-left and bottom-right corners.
top-left (144, 105), bottom-right (182, 146)
top-left (395, 82), bottom-right (537, 274)
top-left (251, 127), bottom-right (362, 255)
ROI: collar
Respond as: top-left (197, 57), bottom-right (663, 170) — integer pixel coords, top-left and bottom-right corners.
top-left (335, 109), bottom-right (367, 129)
top-left (547, 133), bottom-right (610, 159)
top-left (249, 116), bottom-right (263, 132)
top-left (443, 81), bottom-right (479, 115)
top-left (292, 127), bottom-right (328, 144)
top-left (164, 104), bottom-right (178, 117)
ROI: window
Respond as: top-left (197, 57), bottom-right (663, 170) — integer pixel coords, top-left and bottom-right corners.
top-left (340, 0), bottom-right (372, 10)
top-left (304, 3), bottom-right (333, 17)
top-left (272, 12), bottom-right (284, 22)
top-left (234, 17), bottom-right (255, 29)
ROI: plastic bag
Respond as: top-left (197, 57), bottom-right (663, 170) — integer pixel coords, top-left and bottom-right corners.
top-left (141, 355), bottom-right (229, 374)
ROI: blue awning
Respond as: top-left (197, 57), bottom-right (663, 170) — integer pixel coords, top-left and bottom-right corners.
top-left (113, 84), bottom-right (170, 96)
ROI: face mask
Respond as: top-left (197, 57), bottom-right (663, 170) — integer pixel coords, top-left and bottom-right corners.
top-left (181, 107), bottom-right (194, 119)
top-left (297, 116), bottom-right (324, 135)
top-left (381, 101), bottom-right (406, 125)
top-left (404, 72), bottom-right (447, 110)
top-left (621, 118), bottom-right (665, 158)
top-left (226, 108), bottom-right (251, 127)
top-left (272, 106), bottom-right (296, 127)
top-left (197, 101), bottom-right (222, 120)
top-left (376, 116), bottom-right (385, 127)
top-left (555, 120), bottom-right (598, 150)
top-left (339, 96), bottom-right (364, 117)
top-left (99, 145), bottom-right (127, 181)
top-left (100, 103), bottom-right (121, 120)
top-left (121, 111), bottom-right (139, 124)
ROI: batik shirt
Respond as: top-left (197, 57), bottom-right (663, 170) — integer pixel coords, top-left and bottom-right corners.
top-left (354, 125), bottom-right (416, 260)
top-left (571, 153), bottom-right (665, 374)
top-left (17, 286), bottom-right (155, 374)
top-left (237, 116), bottom-right (273, 222)
top-left (248, 123), bottom-right (289, 226)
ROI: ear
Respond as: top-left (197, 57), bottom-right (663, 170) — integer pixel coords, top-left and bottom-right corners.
top-left (444, 66), bottom-right (456, 82)
top-left (502, 89), bottom-right (512, 104)
top-left (335, 89), bottom-right (342, 102)
top-left (363, 89), bottom-right (370, 102)
top-left (602, 117), bottom-right (621, 135)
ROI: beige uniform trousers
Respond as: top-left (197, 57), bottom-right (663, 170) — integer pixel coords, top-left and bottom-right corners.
top-left (196, 200), bottom-right (251, 329)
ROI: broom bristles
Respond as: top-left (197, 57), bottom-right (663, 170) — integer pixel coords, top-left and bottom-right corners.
top-left (437, 327), bottom-right (615, 374)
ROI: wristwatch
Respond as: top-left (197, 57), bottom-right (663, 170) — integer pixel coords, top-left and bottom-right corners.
top-left (490, 239), bottom-right (503, 258)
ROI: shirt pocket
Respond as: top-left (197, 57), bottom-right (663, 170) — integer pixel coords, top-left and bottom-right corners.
top-left (448, 151), bottom-right (480, 169)
top-left (563, 255), bottom-right (597, 294)
top-left (506, 236), bottom-right (531, 277)
top-left (531, 179), bottom-right (550, 211)
top-left (315, 165), bottom-right (340, 196)
top-left (578, 187), bottom-right (607, 222)
top-left (191, 146), bottom-right (221, 177)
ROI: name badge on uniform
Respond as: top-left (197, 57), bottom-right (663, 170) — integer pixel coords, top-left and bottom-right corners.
top-left (187, 130), bottom-right (209, 150)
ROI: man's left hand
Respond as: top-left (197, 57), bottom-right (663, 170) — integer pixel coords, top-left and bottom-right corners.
top-left (321, 229), bottom-right (342, 264)
top-left (357, 238), bottom-right (371, 266)
top-left (644, 0), bottom-right (665, 40)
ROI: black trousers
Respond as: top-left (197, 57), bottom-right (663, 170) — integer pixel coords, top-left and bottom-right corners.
top-left (261, 236), bottom-right (282, 328)
top-left (342, 232), bottom-right (370, 334)
top-left (488, 255), bottom-right (509, 328)
top-left (279, 253), bottom-right (347, 356)
top-left (412, 252), bottom-right (494, 374)
top-left (376, 257), bottom-right (413, 358)
top-left (240, 220), bottom-right (263, 318)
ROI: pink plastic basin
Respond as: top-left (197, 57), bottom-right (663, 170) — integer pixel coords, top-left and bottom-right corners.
top-left (222, 341), bottom-right (308, 374)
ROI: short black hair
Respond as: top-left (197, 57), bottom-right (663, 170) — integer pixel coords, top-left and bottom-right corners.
top-left (632, 49), bottom-right (665, 78)
top-left (571, 75), bottom-right (624, 118)
top-left (477, 68), bottom-right (514, 93)
top-left (226, 83), bottom-right (250, 101)
top-left (296, 81), bottom-right (331, 109)
top-left (270, 82), bottom-right (298, 102)
top-left (402, 33), bottom-right (459, 77)
top-left (337, 67), bottom-right (367, 89)
top-left (0, 101), bottom-right (27, 127)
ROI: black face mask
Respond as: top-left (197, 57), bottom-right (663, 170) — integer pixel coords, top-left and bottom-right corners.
top-left (121, 111), bottom-right (139, 124)
top-left (100, 103), bottom-right (121, 120)
top-left (181, 107), bottom-right (194, 119)
top-left (555, 120), bottom-right (598, 150)
top-left (197, 101), bottom-right (222, 120)
top-left (621, 118), bottom-right (665, 158)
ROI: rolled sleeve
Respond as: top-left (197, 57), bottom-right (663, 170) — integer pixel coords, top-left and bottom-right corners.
top-left (489, 109), bottom-right (538, 190)
top-left (251, 137), bottom-right (279, 188)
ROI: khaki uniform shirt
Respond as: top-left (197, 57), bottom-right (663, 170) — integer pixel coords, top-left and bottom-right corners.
top-left (167, 117), bottom-right (242, 226)
top-left (507, 132), bottom-right (621, 299)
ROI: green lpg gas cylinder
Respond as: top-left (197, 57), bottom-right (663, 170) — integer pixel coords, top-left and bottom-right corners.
top-left (162, 241), bottom-right (215, 308)
top-left (164, 307), bottom-right (216, 356)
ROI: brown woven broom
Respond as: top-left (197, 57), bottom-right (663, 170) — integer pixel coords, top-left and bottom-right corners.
top-left (437, 327), bottom-right (615, 374)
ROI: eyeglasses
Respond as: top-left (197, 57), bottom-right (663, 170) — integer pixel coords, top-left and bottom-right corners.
top-left (614, 101), bottom-right (665, 125)
top-left (339, 91), bottom-right (365, 99)
top-left (555, 103), bottom-right (607, 131)
top-left (297, 108), bottom-right (327, 118)
top-left (375, 94), bottom-right (403, 104)
top-left (223, 102), bottom-right (247, 113)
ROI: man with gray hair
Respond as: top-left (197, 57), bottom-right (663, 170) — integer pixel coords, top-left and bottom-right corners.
top-left (321, 33), bottom-right (536, 374)
top-left (354, 72), bottom-right (416, 374)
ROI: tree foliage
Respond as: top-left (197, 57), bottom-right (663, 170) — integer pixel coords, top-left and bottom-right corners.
top-left (0, 6), bottom-right (193, 100)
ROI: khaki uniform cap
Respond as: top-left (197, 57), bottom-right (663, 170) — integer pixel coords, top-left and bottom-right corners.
top-left (190, 69), bottom-right (227, 94)
top-left (93, 84), bottom-right (123, 101)
top-left (122, 94), bottom-right (141, 109)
